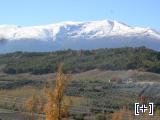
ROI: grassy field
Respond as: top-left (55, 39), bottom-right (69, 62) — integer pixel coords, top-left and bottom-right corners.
top-left (0, 69), bottom-right (160, 119)
top-left (0, 109), bottom-right (41, 120)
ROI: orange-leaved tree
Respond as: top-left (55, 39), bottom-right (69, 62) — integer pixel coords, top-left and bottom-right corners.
top-left (44, 63), bottom-right (71, 120)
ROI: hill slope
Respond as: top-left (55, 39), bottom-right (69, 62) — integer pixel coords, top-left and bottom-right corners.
top-left (0, 47), bottom-right (160, 74)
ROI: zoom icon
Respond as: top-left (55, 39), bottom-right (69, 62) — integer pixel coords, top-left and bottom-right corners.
top-left (135, 103), bottom-right (154, 115)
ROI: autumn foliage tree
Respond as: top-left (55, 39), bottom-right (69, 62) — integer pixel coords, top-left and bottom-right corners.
top-left (44, 63), bottom-right (71, 120)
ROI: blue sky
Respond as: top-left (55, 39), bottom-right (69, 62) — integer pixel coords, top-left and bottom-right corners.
top-left (0, 0), bottom-right (159, 30)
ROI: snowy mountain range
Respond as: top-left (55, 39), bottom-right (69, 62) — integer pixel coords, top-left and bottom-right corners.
top-left (0, 20), bottom-right (160, 53)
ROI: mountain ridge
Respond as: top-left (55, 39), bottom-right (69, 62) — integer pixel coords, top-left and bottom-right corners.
top-left (0, 20), bottom-right (160, 53)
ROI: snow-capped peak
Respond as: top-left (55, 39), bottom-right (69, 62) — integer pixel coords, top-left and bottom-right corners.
top-left (0, 20), bottom-right (160, 41)
top-left (1, 19), bottom-right (160, 53)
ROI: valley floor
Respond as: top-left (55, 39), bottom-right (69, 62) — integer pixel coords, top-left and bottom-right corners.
top-left (0, 69), bottom-right (160, 120)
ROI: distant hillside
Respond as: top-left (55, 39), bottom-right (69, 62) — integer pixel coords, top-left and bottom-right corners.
top-left (0, 47), bottom-right (160, 74)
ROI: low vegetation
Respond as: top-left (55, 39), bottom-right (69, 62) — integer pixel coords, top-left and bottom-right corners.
top-left (0, 47), bottom-right (160, 75)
